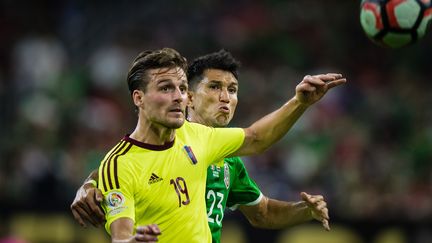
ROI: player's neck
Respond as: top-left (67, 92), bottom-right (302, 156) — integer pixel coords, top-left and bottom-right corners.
top-left (130, 118), bottom-right (176, 145)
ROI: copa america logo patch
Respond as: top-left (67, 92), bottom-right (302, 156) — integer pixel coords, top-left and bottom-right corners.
top-left (107, 191), bottom-right (125, 208)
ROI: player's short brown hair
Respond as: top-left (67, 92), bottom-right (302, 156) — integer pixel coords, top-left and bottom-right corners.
top-left (127, 48), bottom-right (188, 93)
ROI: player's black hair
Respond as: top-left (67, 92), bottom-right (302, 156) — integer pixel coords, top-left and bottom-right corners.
top-left (126, 47), bottom-right (188, 93)
top-left (187, 49), bottom-right (241, 90)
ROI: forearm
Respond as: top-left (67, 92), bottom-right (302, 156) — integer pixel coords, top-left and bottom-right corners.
top-left (234, 97), bottom-right (308, 156)
top-left (264, 199), bottom-right (313, 228)
top-left (111, 218), bottom-right (136, 243)
top-left (241, 197), bottom-right (313, 229)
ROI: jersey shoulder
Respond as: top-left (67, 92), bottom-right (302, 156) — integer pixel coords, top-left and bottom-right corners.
top-left (223, 156), bottom-right (245, 169)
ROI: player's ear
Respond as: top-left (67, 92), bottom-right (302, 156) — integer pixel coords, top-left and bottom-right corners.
top-left (187, 91), bottom-right (194, 108)
top-left (132, 89), bottom-right (145, 107)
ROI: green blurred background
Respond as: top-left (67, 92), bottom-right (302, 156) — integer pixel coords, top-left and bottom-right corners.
top-left (0, 1), bottom-right (431, 242)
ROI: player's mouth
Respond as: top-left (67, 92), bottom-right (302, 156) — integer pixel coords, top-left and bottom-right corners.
top-left (169, 108), bottom-right (184, 115)
top-left (218, 106), bottom-right (230, 114)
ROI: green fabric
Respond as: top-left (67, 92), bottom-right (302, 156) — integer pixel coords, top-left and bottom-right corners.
top-left (205, 157), bottom-right (262, 243)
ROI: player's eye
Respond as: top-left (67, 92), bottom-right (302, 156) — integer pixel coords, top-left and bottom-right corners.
top-left (160, 85), bottom-right (173, 92)
top-left (228, 87), bottom-right (237, 94)
top-left (209, 84), bottom-right (220, 90)
top-left (179, 85), bottom-right (188, 93)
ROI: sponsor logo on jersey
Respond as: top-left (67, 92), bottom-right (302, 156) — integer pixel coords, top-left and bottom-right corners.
top-left (224, 163), bottom-right (230, 189)
top-left (148, 173), bottom-right (163, 185)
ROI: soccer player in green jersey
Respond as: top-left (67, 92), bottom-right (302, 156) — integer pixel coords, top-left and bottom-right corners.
top-left (72, 48), bottom-right (345, 243)
top-left (187, 50), bottom-right (330, 242)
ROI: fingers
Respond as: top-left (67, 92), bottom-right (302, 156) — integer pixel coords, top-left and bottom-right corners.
top-left (298, 74), bottom-right (332, 94)
top-left (70, 185), bottom-right (105, 228)
top-left (136, 224), bottom-right (161, 235)
top-left (72, 203), bottom-right (99, 227)
top-left (296, 73), bottom-right (346, 104)
top-left (135, 224), bottom-right (161, 242)
top-left (303, 73), bottom-right (345, 85)
top-left (71, 206), bottom-right (87, 228)
top-left (303, 75), bottom-right (326, 86)
top-left (300, 191), bottom-right (309, 201)
top-left (326, 78), bottom-right (347, 89)
top-left (85, 189), bottom-right (106, 224)
top-left (316, 73), bottom-right (346, 90)
top-left (321, 207), bottom-right (330, 221)
top-left (322, 219), bottom-right (331, 231)
top-left (135, 234), bottom-right (159, 243)
top-left (78, 191), bottom-right (103, 226)
top-left (71, 188), bottom-right (96, 227)
top-left (322, 73), bottom-right (343, 81)
top-left (148, 224), bottom-right (161, 234)
top-left (301, 192), bottom-right (330, 231)
top-left (311, 200), bottom-right (329, 220)
top-left (301, 192), bottom-right (324, 204)
top-left (297, 83), bottom-right (316, 92)
top-left (314, 73), bottom-right (343, 82)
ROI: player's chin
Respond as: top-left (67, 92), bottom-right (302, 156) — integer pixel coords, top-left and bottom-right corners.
top-left (166, 117), bottom-right (185, 128)
top-left (215, 116), bottom-right (232, 127)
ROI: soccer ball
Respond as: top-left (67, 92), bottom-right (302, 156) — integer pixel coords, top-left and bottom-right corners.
top-left (360, 0), bottom-right (432, 48)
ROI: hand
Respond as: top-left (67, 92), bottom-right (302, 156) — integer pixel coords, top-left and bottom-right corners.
top-left (300, 192), bottom-right (330, 231)
top-left (70, 182), bottom-right (105, 227)
top-left (135, 224), bottom-right (161, 242)
top-left (295, 73), bottom-right (346, 106)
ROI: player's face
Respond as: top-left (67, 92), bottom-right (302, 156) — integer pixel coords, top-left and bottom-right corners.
top-left (137, 67), bottom-right (188, 129)
top-left (190, 69), bottom-right (238, 127)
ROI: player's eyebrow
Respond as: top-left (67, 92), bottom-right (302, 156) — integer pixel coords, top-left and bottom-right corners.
top-left (156, 79), bottom-right (188, 89)
top-left (208, 80), bottom-right (238, 86)
top-left (156, 79), bottom-right (172, 85)
top-left (208, 80), bottom-right (221, 85)
top-left (229, 81), bottom-right (238, 87)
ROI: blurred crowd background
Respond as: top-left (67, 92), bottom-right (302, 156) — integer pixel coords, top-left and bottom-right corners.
top-left (1, 1), bottom-right (431, 242)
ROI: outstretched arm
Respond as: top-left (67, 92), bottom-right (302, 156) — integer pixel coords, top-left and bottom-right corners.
top-left (239, 192), bottom-right (330, 230)
top-left (233, 73), bottom-right (346, 157)
top-left (70, 169), bottom-right (105, 227)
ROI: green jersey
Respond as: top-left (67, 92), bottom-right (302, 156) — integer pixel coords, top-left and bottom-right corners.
top-left (205, 157), bottom-right (262, 243)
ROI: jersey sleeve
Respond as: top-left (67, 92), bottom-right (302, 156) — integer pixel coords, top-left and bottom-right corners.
top-left (226, 157), bottom-right (263, 210)
top-left (204, 127), bottom-right (245, 167)
top-left (98, 152), bottom-right (136, 234)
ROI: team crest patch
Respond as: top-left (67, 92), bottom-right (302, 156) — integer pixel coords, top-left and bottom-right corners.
top-left (107, 191), bottom-right (125, 208)
top-left (224, 163), bottom-right (230, 189)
